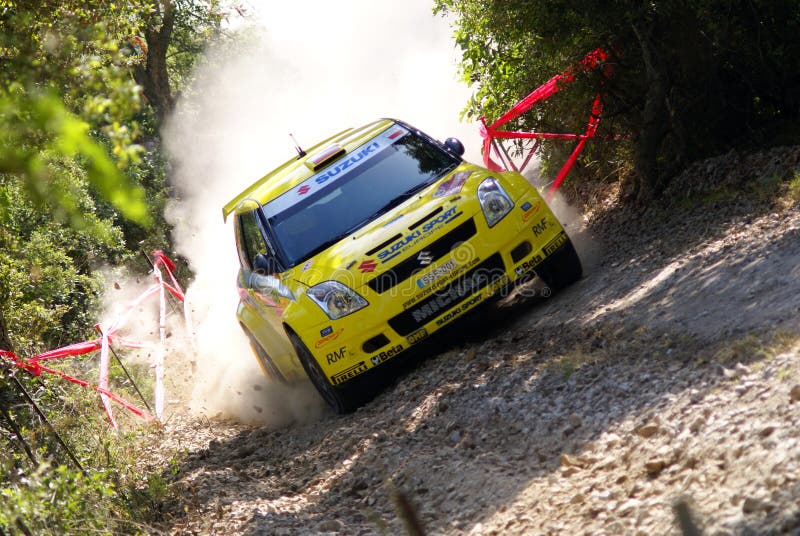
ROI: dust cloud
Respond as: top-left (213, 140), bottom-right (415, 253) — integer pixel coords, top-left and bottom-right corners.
top-left (160, 2), bottom-right (475, 425)
top-left (523, 166), bottom-right (602, 274)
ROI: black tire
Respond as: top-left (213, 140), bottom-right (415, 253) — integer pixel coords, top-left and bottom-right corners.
top-left (288, 332), bottom-right (358, 414)
top-left (537, 238), bottom-right (583, 292)
top-left (242, 326), bottom-right (288, 384)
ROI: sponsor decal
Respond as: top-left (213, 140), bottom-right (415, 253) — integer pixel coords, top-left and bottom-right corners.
top-left (520, 201), bottom-right (532, 211)
top-left (326, 346), bottom-right (347, 365)
top-left (433, 171), bottom-right (472, 197)
top-left (358, 259), bottom-right (378, 273)
top-left (265, 127), bottom-right (408, 217)
top-left (435, 293), bottom-right (482, 326)
top-left (377, 207), bottom-right (461, 263)
top-left (315, 142), bottom-right (380, 186)
top-left (514, 254), bottom-right (544, 276)
top-left (417, 251), bottom-right (433, 266)
top-left (434, 273), bottom-right (508, 327)
top-left (330, 361), bottom-right (368, 385)
top-left (315, 327), bottom-right (344, 348)
top-left (403, 257), bottom-right (480, 309)
top-left (370, 344), bottom-right (403, 366)
top-left (532, 217), bottom-right (549, 237)
top-left (407, 329), bottom-right (428, 345)
top-left (302, 260), bottom-right (313, 272)
top-left (543, 232), bottom-right (568, 256)
top-left (416, 259), bottom-right (458, 289)
top-left (410, 267), bottom-right (504, 324)
top-left (320, 326), bottom-right (333, 337)
top-left (522, 201), bottom-right (542, 222)
top-left (377, 230), bottom-right (421, 262)
top-left (390, 254), bottom-right (505, 335)
top-left (421, 206), bottom-right (460, 234)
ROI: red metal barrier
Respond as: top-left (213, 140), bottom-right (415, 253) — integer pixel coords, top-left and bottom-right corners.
top-left (479, 48), bottom-right (612, 199)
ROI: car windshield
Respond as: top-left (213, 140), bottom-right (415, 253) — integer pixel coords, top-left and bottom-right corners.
top-left (262, 125), bottom-right (460, 267)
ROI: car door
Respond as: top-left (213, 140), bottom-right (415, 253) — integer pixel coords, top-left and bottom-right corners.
top-left (234, 210), bottom-right (304, 381)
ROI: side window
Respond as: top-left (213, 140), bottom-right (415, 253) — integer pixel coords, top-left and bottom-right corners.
top-left (235, 211), bottom-right (266, 271)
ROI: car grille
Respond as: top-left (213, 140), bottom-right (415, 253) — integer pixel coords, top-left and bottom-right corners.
top-left (387, 253), bottom-right (505, 336)
top-left (367, 218), bottom-right (477, 294)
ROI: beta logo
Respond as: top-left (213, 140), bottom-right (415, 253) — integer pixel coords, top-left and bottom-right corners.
top-left (326, 346), bottom-right (347, 365)
top-left (370, 344), bottom-right (403, 366)
top-left (358, 259), bottom-right (378, 273)
top-left (514, 255), bottom-right (543, 276)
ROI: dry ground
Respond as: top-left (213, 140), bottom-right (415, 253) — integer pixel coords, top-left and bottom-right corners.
top-left (146, 147), bottom-right (800, 535)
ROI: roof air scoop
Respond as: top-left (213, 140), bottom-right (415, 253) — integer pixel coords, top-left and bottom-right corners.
top-left (306, 144), bottom-right (346, 171)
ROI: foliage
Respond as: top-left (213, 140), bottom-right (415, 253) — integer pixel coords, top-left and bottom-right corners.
top-left (0, 464), bottom-right (121, 535)
top-left (0, 341), bottom-right (175, 532)
top-left (0, 0), bottom-right (234, 532)
top-left (0, 1), bottom-right (153, 228)
top-left (0, 173), bottom-right (127, 352)
top-left (434, 0), bottom-right (800, 203)
top-left (788, 172), bottom-right (800, 202)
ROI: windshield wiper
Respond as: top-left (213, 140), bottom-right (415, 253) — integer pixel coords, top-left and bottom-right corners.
top-left (378, 182), bottom-right (430, 215)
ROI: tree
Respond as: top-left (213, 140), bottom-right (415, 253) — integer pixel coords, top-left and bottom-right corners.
top-left (0, 1), bottom-right (156, 354)
top-left (0, 0), bottom-right (232, 352)
top-left (0, 0), bottom-right (152, 228)
top-left (435, 0), bottom-right (800, 204)
top-left (132, 0), bottom-right (227, 121)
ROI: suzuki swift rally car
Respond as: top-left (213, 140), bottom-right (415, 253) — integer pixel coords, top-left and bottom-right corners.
top-left (223, 119), bottom-right (581, 413)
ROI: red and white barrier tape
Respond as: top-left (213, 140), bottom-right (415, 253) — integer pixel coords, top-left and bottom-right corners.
top-left (0, 250), bottom-right (188, 429)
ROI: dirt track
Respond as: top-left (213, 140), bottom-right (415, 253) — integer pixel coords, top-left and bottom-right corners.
top-left (149, 147), bottom-right (800, 535)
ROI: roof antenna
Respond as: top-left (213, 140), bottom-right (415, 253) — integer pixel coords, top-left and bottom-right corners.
top-left (289, 132), bottom-right (306, 158)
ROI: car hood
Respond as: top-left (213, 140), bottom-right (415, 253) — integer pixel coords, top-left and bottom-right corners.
top-left (288, 164), bottom-right (490, 290)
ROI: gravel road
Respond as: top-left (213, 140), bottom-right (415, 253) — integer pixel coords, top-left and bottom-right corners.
top-left (147, 147), bottom-right (800, 535)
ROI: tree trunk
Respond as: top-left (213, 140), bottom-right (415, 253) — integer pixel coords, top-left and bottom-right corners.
top-left (0, 308), bottom-right (12, 353)
top-left (133, 0), bottom-right (176, 122)
top-left (627, 22), bottom-right (670, 204)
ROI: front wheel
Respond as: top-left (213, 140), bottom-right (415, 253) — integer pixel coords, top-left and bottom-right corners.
top-left (537, 239), bottom-right (582, 292)
top-left (288, 332), bottom-right (359, 414)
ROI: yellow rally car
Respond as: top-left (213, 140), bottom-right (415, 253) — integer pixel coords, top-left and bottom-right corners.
top-left (223, 119), bottom-right (581, 413)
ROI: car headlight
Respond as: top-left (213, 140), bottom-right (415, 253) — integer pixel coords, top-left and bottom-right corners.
top-left (307, 281), bottom-right (367, 320)
top-left (477, 177), bottom-right (514, 227)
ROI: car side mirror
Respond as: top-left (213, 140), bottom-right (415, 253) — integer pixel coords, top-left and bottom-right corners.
top-left (444, 137), bottom-right (465, 156)
top-left (254, 253), bottom-right (280, 275)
